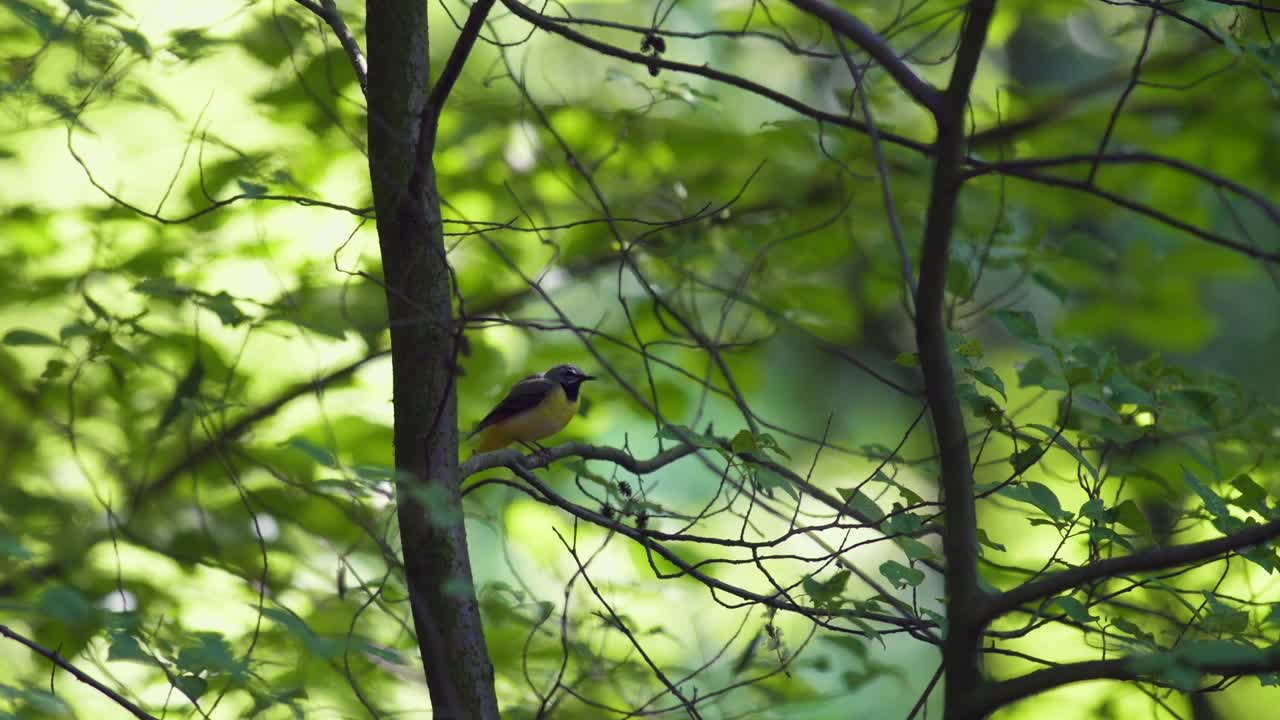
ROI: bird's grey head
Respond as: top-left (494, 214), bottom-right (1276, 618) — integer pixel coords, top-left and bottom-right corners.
top-left (544, 364), bottom-right (595, 389)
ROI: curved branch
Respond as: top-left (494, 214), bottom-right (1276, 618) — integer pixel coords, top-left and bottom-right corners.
top-left (788, 0), bottom-right (942, 113)
top-left (985, 517), bottom-right (1280, 621)
top-left (495, 0), bottom-right (931, 154)
top-left (0, 623), bottom-right (160, 720)
top-left (971, 649), bottom-right (1280, 716)
top-left (969, 163), bottom-right (1280, 263)
top-left (460, 440), bottom-right (696, 479)
top-left (964, 152), bottom-right (1280, 228)
top-left (505, 463), bottom-right (933, 634)
top-left (424, 0), bottom-right (497, 129)
top-left (913, 1), bottom-right (996, 714)
top-left (292, 0), bottom-right (368, 94)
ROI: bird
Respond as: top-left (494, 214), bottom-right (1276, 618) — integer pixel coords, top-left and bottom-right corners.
top-left (468, 363), bottom-right (596, 453)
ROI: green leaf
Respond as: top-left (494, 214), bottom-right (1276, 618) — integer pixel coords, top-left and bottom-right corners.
top-left (754, 433), bottom-right (791, 459)
top-left (996, 309), bottom-right (1040, 343)
top-left (837, 487), bottom-right (885, 523)
top-left (200, 291), bottom-right (248, 326)
top-left (1113, 500), bottom-right (1151, 537)
top-left (176, 632), bottom-right (247, 679)
top-left (1199, 594), bottom-right (1249, 634)
top-left (1017, 357), bottom-right (1066, 391)
top-left (155, 356), bottom-right (204, 436)
top-left (236, 179), bottom-right (269, 197)
top-left (1181, 466), bottom-right (1230, 521)
top-left (113, 26), bottom-right (152, 57)
top-left (756, 467), bottom-right (798, 500)
top-left (1178, 639), bottom-right (1263, 666)
top-left (1229, 474), bottom-right (1268, 515)
top-left (284, 437), bottom-right (339, 468)
top-left (965, 366), bottom-right (1006, 400)
top-left (3, 329), bottom-right (58, 346)
top-left (173, 674), bottom-right (207, 703)
top-left (1009, 444), bottom-right (1045, 474)
top-left (998, 481), bottom-right (1070, 520)
top-left (882, 507), bottom-right (927, 536)
top-left (107, 633), bottom-right (152, 664)
top-left (1127, 652), bottom-right (1199, 691)
top-left (0, 532), bottom-right (32, 560)
top-left (40, 584), bottom-right (96, 626)
top-left (878, 560), bottom-right (924, 589)
top-left (894, 352), bottom-right (919, 367)
top-left (1028, 423), bottom-right (1098, 484)
top-left (133, 276), bottom-right (190, 299)
top-left (730, 429), bottom-right (791, 460)
top-left (351, 638), bottom-right (406, 665)
top-left (1052, 596), bottom-right (1098, 624)
top-left (262, 606), bottom-right (342, 659)
top-left (66, 0), bottom-right (122, 18)
top-left (895, 536), bottom-right (937, 562)
top-left (803, 570), bottom-right (851, 610)
top-left (948, 259), bottom-right (973, 298)
top-left (866, 470), bottom-right (924, 505)
top-left (1079, 497), bottom-right (1107, 522)
top-left (1110, 617), bottom-right (1155, 644)
top-left (955, 338), bottom-right (984, 359)
top-left (976, 528), bottom-right (1005, 552)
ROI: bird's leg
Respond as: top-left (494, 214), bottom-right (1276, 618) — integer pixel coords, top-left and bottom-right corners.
top-left (519, 441), bottom-right (554, 465)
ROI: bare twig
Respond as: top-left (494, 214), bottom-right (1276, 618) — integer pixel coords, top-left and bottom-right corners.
top-left (1087, 10), bottom-right (1158, 184)
top-left (788, 0), bottom-right (942, 112)
top-left (0, 624), bottom-right (160, 720)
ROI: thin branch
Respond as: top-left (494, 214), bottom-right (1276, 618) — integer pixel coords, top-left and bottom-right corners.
top-left (293, 0), bottom-right (368, 94)
top-left (970, 649), bottom-right (1280, 716)
top-left (985, 517), bottom-right (1280, 621)
top-left (1087, 10), bottom-right (1157, 184)
top-left (0, 623), bottom-right (160, 720)
top-left (424, 0), bottom-right (497, 128)
top-left (834, 34), bottom-right (917, 299)
top-left (555, 530), bottom-right (704, 719)
top-left (787, 0), bottom-right (942, 113)
top-left (461, 440), bottom-right (697, 479)
top-left (970, 162), bottom-right (1280, 263)
top-left (963, 151), bottom-right (1280, 228)
top-left (131, 350), bottom-right (388, 507)
top-left (495, 0), bottom-right (931, 154)
top-left (504, 463), bottom-right (934, 633)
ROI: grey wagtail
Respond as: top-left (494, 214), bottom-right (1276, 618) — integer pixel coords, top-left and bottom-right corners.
top-left (468, 364), bottom-right (595, 452)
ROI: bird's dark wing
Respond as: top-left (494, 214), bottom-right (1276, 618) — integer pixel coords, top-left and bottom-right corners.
top-left (471, 376), bottom-right (555, 433)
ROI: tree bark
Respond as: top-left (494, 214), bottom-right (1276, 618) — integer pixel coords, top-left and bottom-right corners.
top-left (365, 2), bottom-right (499, 717)
top-left (913, 2), bottom-right (996, 718)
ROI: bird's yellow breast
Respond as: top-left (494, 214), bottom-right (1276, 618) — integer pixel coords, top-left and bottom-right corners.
top-left (475, 384), bottom-right (580, 451)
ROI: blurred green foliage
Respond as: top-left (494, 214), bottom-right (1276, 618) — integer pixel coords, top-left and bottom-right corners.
top-left (1, 0), bottom-right (1279, 718)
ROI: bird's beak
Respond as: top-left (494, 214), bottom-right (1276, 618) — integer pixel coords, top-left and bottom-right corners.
top-left (582, 374), bottom-right (597, 381)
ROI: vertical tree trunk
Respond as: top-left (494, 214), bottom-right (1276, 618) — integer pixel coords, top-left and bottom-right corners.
top-left (914, 2), bottom-right (996, 717)
top-left (364, 3), bottom-right (499, 717)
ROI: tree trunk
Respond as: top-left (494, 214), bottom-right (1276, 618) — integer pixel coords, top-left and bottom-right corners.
top-left (364, 2), bottom-right (499, 717)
